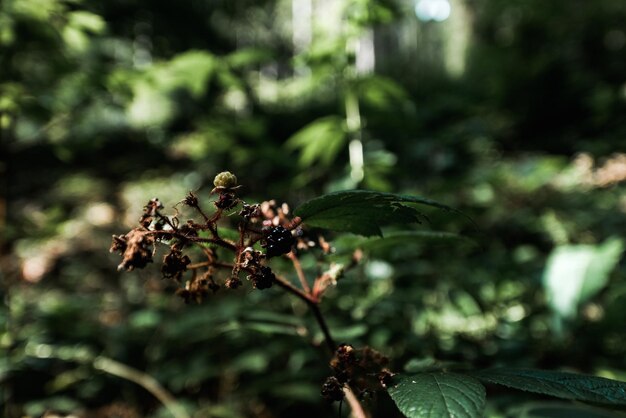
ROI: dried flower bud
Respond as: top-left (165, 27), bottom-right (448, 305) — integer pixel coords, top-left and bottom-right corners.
top-left (161, 249), bottom-right (191, 281)
top-left (225, 276), bottom-right (242, 289)
top-left (181, 192), bottom-right (199, 207)
top-left (239, 204), bottom-right (262, 220)
top-left (114, 229), bottom-right (155, 271)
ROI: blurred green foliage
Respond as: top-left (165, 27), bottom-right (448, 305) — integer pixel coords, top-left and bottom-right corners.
top-left (1, 0), bottom-right (626, 416)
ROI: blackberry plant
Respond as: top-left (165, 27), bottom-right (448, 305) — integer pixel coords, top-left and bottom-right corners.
top-left (110, 172), bottom-right (626, 418)
top-left (262, 226), bottom-right (295, 258)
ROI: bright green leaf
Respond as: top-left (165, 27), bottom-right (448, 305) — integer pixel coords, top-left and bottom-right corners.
top-left (388, 372), bottom-right (486, 418)
top-left (294, 190), bottom-right (466, 237)
top-left (474, 368), bottom-right (626, 405)
top-left (156, 50), bottom-right (215, 98)
top-left (69, 11), bottom-right (106, 33)
top-left (358, 75), bottom-right (410, 111)
top-left (226, 48), bottom-right (273, 68)
top-left (128, 80), bottom-right (173, 127)
top-left (285, 116), bottom-right (347, 167)
top-left (543, 237), bottom-right (623, 320)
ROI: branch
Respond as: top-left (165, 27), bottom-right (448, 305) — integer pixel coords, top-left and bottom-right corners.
top-left (272, 275), bottom-right (336, 352)
top-left (287, 252), bottom-right (311, 293)
top-left (93, 356), bottom-right (190, 418)
top-left (273, 274), bottom-right (315, 303)
top-left (344, 386), bottom-right (369, 418)
top-left (310, 303), bottom-right (336, 353)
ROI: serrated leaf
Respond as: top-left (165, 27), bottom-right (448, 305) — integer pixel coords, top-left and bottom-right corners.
top-left (474, 368), bottom-right (626, 405)
top-left (388, 372), bottom-right (486, 418)
top-left (294, 190), bottom-right (466, 237)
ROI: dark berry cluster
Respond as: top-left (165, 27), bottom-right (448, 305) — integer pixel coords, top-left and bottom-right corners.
top-left (322, 344), bottom-right (392, 403)
top-left (321, 376), bottom-right (345, 403)
top-left (262, 226), bottom-right (295, 258)
top-left (161, 249), bottom-right (191, 282)
top-left (248, 266), bottom-right (275, 289)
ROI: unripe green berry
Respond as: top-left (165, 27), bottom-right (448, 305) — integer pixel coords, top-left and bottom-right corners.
top-left (213, 171), bottom-right (238, 189)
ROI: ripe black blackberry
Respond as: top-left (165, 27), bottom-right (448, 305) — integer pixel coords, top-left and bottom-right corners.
top-left (249, 266), bottom-right (275, 289)
top-left (262, 226), bottom-right (295, 258)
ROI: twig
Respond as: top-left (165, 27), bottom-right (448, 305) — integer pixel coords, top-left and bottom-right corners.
top-left (343, 386), bottom-right (368, 418)
top-left (309, 302), bottom-right (337, 353)
top-left (93, 356), bottom-right (190, 418)
top-left (188, 261), bottom-right (235, 270)
top-left (287, 252), bottom-right (311, 293)
top-left (273, 274), bottom-right (315, 304)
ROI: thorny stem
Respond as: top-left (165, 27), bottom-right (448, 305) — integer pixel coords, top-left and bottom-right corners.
top-left (273, 274), bottom-right (315, 305)
top-left (309, 302), bottom-right (336, 353)
top-left (192, 204), bottom-right (210, 223)
top-left (188, 261), bottom-right (235, 270)
top-left (344, 387), bottom-right (369, 418)
top-left (287, 251), bottom-right (311, 293)
top-left (194, 237), bottom-right (238, 252)
top-left (274, 257), bottom-right (368, 418)
top-left (144, 230), bottom-right (238, 252)
top-left (272, 275), bottom-right (336, 352)
top-left (126, 197), bottom-right (369, 417)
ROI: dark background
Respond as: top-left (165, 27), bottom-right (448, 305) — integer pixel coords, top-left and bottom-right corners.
top-left (1, 0), bottom-right (626, 416)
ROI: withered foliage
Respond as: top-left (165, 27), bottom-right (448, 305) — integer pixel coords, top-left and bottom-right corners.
top-left (110, 229), bottom-right (155, 271)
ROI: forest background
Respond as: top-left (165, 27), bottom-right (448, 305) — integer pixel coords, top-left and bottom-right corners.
top-left (2, 0), bottom-right (626, 416)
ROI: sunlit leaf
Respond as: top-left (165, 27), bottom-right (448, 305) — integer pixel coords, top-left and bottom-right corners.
top-left (157, 50), bottom-right (216, 98)
top-left (227, 48), bottom-right (273, 68)
top-left (285, 116), bottom-right (347, 168)
top-left (69, 11), bottom-right (106, 33)
top-left (543, 237), bottom-right (623, 319)
top-left (358, 75), bottom-right (410, 111)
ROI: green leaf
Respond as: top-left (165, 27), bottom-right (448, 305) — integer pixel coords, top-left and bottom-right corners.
top-left (511, 401), bottom-right (626, 418)
top-left (157, 50), bottom-right (216, 98)
top-left (543, 238), bottom-right (623, 320)
top-left (474, 368), bottom-right (626, 405)
top-left (285, 116), bottom-right (347, 168)
top-left (294, 190), bottom-right (465, 237)
top-left (388, 372), bottom-right (486, 418)
top-left (358, 75), bottom-right (410, 111)
top-left (360, 231), bottom-right (475, 251)
top-left (226, 47), bottom-right (273, 68)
